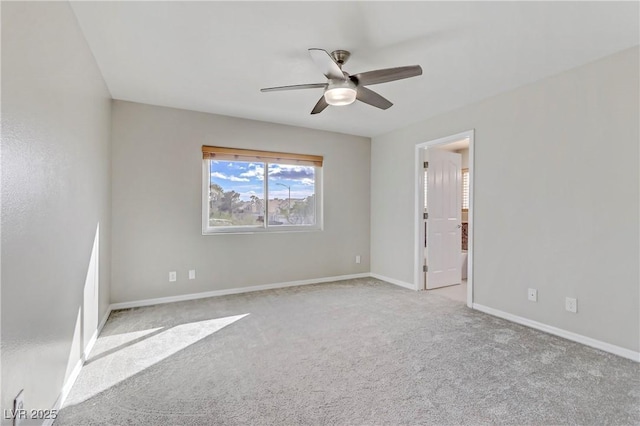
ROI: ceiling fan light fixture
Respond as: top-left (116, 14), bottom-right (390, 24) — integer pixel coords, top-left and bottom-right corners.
top-left (324, 87), bottom-right (357, 106)
top-left (324, 78), bottom-right (357, 106)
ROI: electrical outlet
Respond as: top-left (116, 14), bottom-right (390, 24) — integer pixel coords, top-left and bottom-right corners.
top-left (355, 255), bottom-right (361, 264)
top-left (527, 288), bottom-right (537, 302)
top-left (188, 269), bottom-right (196, 280)
top-left (13, 389), bottom-right (25, 426)
top-left (169, 271), bottom-right (177, 282)
top-left (565, 297), bottom-right (577, 313)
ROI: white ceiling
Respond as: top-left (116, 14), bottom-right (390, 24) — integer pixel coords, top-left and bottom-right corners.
top-left (70, 1), bottom-right (639, 138)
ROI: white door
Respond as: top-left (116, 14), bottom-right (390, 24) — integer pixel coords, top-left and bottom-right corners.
top-left (425, 148), bottom-right (462, 289)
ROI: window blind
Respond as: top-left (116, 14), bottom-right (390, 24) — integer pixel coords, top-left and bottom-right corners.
top-left (424, 170), bottom-right (428, 210)
top-left (202, 146), bottom-right (323, 167)
top-left (462, 169), bottom-right (469, 210)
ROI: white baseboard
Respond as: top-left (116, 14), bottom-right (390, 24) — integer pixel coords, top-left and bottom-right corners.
top-left (83, 307), bottom-right (112, 360)
top-left (369, 273), bottom-right (417, 291)
top-left (109, 273), bottom-right (371, 310)
top-left (45, 307), bottom-right (114, 424)
top-left (473, 303), bottom-right (640, 363)
top-left (44, 356), bottom-right (83, 426)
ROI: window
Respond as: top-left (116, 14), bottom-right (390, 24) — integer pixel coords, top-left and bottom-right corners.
top-left (423, 170), bottom-right (428, 210)
top-left (462, 168), bottom-right (469, 211)
top-left (202, 146), bottom-right (322, 233)
top-left (423, 168), bottom-right (468, 211)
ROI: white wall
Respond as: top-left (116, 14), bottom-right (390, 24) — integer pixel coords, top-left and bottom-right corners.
top-left (2, 1), bottom-right (112, 415)
top-left (110, 101), bottom-right (370, 304)
top-left (371, 47), bottom-right (639, 352)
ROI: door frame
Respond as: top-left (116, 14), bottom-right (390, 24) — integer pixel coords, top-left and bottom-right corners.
top-left (414, 130), bottom-right (475, 307)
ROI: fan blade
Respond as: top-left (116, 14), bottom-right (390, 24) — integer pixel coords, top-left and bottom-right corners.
top-left (310, 95), bottom-right (329, 115)
top-left (261, 83), bottom-right (327, 92)
top-left (356, 87), bottom-right (393, 110)
top-left (309, 48), bottom-right (345, 80)
top-left (351, 65), bottom-right (422, 86)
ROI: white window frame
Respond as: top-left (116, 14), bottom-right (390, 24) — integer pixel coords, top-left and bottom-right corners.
top-left (202, 159), bottom-right (323, 235)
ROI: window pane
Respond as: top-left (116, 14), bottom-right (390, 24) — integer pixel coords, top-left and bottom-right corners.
top-left (267, 163), bottom-right (316, 226)
top-left (208, 160), bottom-right (265, 227)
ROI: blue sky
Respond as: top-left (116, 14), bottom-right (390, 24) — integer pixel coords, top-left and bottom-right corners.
top-left (210, 161), bottom-right (315, 201)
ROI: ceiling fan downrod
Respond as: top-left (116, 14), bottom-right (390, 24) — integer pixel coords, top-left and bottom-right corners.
top-left (330, 50), bottom-right (351, 68)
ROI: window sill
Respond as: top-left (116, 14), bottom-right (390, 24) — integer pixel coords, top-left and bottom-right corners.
top-left (202, 226), bottom-right (323, 236)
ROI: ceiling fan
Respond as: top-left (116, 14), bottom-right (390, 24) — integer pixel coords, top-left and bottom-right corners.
top-left (261, 48), bottom-right (423, 115)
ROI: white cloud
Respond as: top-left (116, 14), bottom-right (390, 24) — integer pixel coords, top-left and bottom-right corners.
top-left (300, 178), bottom-right (314, 186)
top-left (210, 172), bottom-right (249, 182)
top-left (240, 164), bottom-right (264, 181)
top-left (270, 189), bottom-right (314, 199)
top-left (268, 165), bottom-right (314, 181)
top-left (238, 190), bottom-right (262, 201)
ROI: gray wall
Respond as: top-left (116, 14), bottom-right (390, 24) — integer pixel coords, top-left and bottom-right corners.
top-left (371, 47), bottom-right (639, 352)
top-left (111, 101), bottom-right (370, 304)
top-left (1, 1), bottom-right (112, 417)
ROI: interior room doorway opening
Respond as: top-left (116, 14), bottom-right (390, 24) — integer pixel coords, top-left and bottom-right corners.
top-left (414, 130), bottom-right (474, 307)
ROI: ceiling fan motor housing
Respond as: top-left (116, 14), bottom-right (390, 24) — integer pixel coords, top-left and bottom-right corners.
top-left (330, 50), bottom-right (351, 67)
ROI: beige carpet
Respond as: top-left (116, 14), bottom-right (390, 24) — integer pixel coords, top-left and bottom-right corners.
top-left (428, 280), bottom-right (468, 303)
top-left (56, 278), bottom-right (639, 425)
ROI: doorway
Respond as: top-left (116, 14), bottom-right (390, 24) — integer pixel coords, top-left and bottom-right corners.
top-left (414, 130), bottom-right (474, 307)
